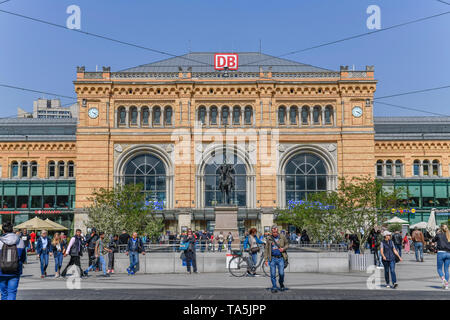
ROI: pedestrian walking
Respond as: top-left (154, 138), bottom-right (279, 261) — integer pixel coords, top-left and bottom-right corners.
top-left (107, 234), bottom-right (119, 274)
top-left (243, 228), bottom-right (265, 276)
top-left (265, 225), bottom-right (289, 293)
top-left (432, 224), bottom-right (450, 290)
top-left (51, 233), bottom-right (66, 278)
top-left (61, 229), bottom-right (84, 278)
top-left (392, 230), bottom-right (403, 257)
top-left (227, 232), bottom-right (233, 251)
top-left (126, 232), bottom-right (145, 275)
top-left (85, 228), bottom-right (99, 271)
top-left (35, 230), bottom-right (52, 278)
top-left (19, 228), bottom-right (30, 264)
top-left (84, 232), bottom-right (111, 277)
top-left (380, 231), bottom-right (402, 289)
top-left (182, 229), bottom-right (198, 274)
top-left (403, 234), bottom-right (411, 254)
top-left (0, 222), bottom-right (26, 300)
top-left (412, 227), bottom-right (425, 262)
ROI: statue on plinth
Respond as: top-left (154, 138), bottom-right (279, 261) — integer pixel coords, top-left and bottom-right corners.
top-left (218, 164), bottom-right (234, 205)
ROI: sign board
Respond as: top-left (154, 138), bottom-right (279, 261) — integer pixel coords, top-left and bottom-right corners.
top-left (214, 53), bottom-right (238, 70)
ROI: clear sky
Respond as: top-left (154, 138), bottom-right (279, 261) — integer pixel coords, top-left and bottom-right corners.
top-left (0, 0), bottom-right (449, 118)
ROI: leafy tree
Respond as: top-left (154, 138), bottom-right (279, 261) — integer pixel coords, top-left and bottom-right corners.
top-left (85, 184), bottom-right (164, 239)
top-left (388, 223), bottom-right (403, 233)
top-left (277, 176), bottom-right (402, 252)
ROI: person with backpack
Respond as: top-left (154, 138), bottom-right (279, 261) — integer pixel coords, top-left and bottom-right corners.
top-left (380, 231), bottom-right (403, 289)
top-left (84, 232), bottom-right (111, 277)
top-left (61, 229), bottom-right (85, 278)
top-left (264, 225), bottom-right (289, 293)
top-left (35, 230), bottom-right (52, 279)
top-left (0, 222), bottom-right (26, 300)
top-left (392, 230), bottom-right (403, 257)
top-left (85, 228), bottom-right (99, 271)
top-left (125, 232), bottom-right (145, 275)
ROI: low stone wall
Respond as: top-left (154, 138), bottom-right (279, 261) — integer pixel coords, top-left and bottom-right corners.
top-left (111, 251), bottom-right (350, 273)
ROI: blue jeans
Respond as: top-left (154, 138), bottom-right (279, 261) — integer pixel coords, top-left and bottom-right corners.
top-left (437, 251), bottom-right (450, 282)
top-left (414, 242), bottom-right (424, 261)
top-left (85, 256), bottom-right (107, 275)
top-left (0, 276), bottom-right (20, 300)
top-left (269, 257), bottom-right (285, 289)
top-left (382, 259), bottom-right (397, 285)
top-left (54, 252), bottom-right (64, 272)
top-left (228, 241), bottom-right (232, 251)
top-left (395, 244), bottom-right (402, 257)
top-left (39, 253), bottom-right (49, 275)
top-left (218, 242), bottom-right (223, 252)
top-left (129, 252), bottom-right (139, 273)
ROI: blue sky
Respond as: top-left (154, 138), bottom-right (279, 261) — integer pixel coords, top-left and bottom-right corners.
top-left (0, 0), bottom-right (449, 117)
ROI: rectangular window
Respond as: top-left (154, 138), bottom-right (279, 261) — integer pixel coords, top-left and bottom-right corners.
top-left (31, 196), bottom-right (42, 208)
top-left (17, 196), bottom-right (28, 209)
top-left (3, 196), bottom-right (16, 209)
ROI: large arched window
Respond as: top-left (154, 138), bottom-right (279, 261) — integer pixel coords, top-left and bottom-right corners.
top-left (285, 153), bottom-right (328, 204)
top-left (423, 160), bottom-right (430, 176)
top-left (313, 106), bottom-right (321, 125)
top-left (204, 152), bottom-right (246, 207)
top-left (123, 154), bottom-right (166, 206)
top-left (413, 160), bottom-right (420, 176)
top-left (324, 106), bottom-right (333, 125)
top-left (385, 160), bottom-right (393, 176)
top-left (395, 160), bottom-right (403, 177)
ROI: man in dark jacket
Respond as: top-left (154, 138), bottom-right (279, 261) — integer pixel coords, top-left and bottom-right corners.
top-left (107, 235), bottom-right (119, 274)
top-left (182, 229), bottom-right (197, 273)
top-left (265, 225), bottom-right (289, 293)
top-left (119, 230), bottom-right (130, 252)
top-left (61, 229), bottom-right (84, 278)
top-left (392, 230), bottom-right (403, 257)
top-left (0, 222), bottom-right (26, 300)
top-left (85, 228), bottom-right (99, 271)
top-left (125, 232), bottom-right (145, 275)
top-left (19, 229), bottom-right (30, 264)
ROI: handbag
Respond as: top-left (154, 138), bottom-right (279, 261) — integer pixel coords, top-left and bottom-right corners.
top-left (180, 251), bottom-right (186, 260)
top-left (179, 241), bottom-right (189, 251)
top-left (250, 246), bottom-right (260, 254)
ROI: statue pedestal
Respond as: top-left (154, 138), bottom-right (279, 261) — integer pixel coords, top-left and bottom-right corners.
top-left (214, 206), bottom-right (239, 246)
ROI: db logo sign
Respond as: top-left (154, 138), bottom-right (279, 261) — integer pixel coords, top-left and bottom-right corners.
top-left (214, 53), bottom-right (238, 70)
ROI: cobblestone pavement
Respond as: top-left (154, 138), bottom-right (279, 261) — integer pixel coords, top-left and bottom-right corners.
top-left (17, 253), bottom-right (449, 300)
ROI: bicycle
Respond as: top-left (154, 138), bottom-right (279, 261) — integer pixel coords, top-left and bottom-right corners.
top-left (228, 245), bottom-right (274, 277)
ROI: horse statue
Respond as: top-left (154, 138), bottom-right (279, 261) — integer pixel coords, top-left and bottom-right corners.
top-left (218, 164), bottom-right (234, 205)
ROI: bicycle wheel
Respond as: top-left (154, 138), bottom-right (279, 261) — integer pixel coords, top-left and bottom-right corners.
top-left (261, 260), bottom-right (278, 278)
top-left (228, 256), bottom-right (249, 277)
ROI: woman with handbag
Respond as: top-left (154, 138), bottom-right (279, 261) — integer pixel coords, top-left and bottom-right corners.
top-left (380, 231), bottom-right (402, 289)
top-left (243, 228), bottom-right (265, 276)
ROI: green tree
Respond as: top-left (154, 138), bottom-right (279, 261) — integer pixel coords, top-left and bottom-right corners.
top-left (85, 184), bottom-right (164, 239)
top-left (277, 176), bottom-right (402, 252)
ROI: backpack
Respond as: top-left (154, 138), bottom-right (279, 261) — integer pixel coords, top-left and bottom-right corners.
top-left (0, 238), bottom-right (20, 274)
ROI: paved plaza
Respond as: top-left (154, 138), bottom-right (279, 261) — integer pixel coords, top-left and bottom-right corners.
top-left (16, 253), bottom-right (450, 300)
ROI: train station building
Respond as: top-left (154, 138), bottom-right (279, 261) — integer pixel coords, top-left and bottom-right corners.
top-left (0, 52), bottom-right (448, 234)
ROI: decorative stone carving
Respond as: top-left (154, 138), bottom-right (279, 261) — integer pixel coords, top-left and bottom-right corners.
top-left (114, 144), bottom-right (123, 153)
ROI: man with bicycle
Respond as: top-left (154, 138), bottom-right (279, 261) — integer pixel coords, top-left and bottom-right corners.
top-left (243, 228), bottom-right (265, 276)
top-left (265, 225), bottom-right (289, 293)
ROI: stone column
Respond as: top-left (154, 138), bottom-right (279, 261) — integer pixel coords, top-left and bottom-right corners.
top-left (214, 206), bottom-right (239, 246)
top-left (321, 107), bottom-right (325, 127)
top-left (177, 210), bottom-right (192, 233)
top-left (137, 108), bottom-right (141, 128)
top-left (125, 106), bottom-right (129, 128)
top-left (260, 207), bottom-right (274, 232)
top-left (149, 107), bottom-right (153, 128)
top-left (310, 107), bottom-right (314, 127)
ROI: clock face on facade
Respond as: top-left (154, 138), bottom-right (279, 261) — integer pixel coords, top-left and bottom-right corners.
top-left (352, 106), bottom-right (363, 118)
top-left (88, 107), bottom-right (99, 119)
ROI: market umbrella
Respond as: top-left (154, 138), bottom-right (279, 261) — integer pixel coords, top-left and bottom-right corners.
top-left (426, 210), bottom-right (437, 237)
top-left (410, 221), bottom-right (428, 229)
top-left (385, 216), bottom-right (408, 224)
top-left (14, 217), bottom-right (55, 232)
top-left (44, 218), bottom-right (68, 231)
